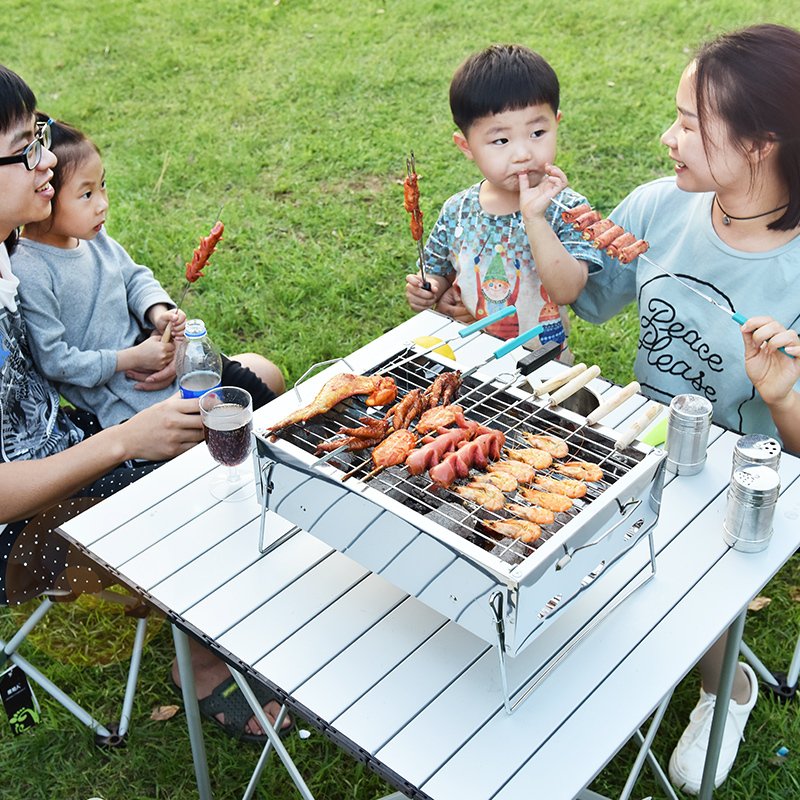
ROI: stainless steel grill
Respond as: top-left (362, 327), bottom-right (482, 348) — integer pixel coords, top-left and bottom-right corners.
top-left (265, 348), bottom-right (650, 567)
top-left (255, 325), bottom-right (667, 682)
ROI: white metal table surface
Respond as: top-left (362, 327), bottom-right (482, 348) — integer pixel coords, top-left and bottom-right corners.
top-left (58, 312), bottom-right (800, 799)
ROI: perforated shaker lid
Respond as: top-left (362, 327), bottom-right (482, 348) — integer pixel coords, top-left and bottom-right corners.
top-left (668, 393), bottom-right (713, 431)
top-left (730, 464), bottom-right (780, 506)
top-left (733, 434), bottom-right (782, 468)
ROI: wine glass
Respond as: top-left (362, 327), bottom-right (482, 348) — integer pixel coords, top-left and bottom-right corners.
top-left (199, 386), bottom-right (255, 501)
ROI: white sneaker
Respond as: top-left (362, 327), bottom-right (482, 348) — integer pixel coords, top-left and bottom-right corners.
top-left (668, 663), bottom-right (758, 795)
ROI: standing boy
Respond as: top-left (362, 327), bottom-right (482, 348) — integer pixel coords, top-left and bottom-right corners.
top-left (405, 44), bottom-right (602, 347)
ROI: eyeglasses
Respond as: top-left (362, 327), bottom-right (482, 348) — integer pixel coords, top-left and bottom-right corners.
top-left (0, 118), bottom-right (53, 171)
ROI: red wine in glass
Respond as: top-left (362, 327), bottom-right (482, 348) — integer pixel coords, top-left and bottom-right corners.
top-left (199, 386), bottom-right (254, 501)
top-left (203, 404), bottom-right (252, 466)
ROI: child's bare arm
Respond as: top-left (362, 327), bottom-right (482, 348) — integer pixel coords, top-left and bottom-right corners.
top-left (405, 273), bottom-right (451, 312)
top-left (519, 168), bottom-right (589, 304)
top-left (741, 316), bottom-right (800, 453)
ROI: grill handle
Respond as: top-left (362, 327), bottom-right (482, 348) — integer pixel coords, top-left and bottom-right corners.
top-left (516, 340), bottom-right (561, 376)
top-left (585, 381), bottom-right (641, 426)
top-left (458, 305), bottom-right (517, 337)
top-left (461, 324), bottom-right (545, 380)
top-left (533, 362), bottom-right (586, 397)
top-left (614, 402), bottom-right (663, 450)
top-left (549, 365), bottom-right (601, 406)
top-left (492, 324), bottom-right (545, 359)
top-left (555, 498), bottom-right (642, 570)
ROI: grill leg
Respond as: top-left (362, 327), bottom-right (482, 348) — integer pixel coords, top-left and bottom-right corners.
top-left (489, 591), bottom-right (513, 714)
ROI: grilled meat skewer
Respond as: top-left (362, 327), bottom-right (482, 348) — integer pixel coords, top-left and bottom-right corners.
top-left (268, 373), bottom-right (397, 434)
top-left (505, 447), bottom-right (553, 470)
top-left (534, 475), bottom-right (588, 499)
top-left (482, 518), bottom-right (542, 543)
top-left (518, 486), bottom-right (574, 512)
top-left (506, 503), bottom-right (556, 526)
top-left (373, 429), bottom-right (418, 469)
top-left (415, 404), bottom-right (468, 434)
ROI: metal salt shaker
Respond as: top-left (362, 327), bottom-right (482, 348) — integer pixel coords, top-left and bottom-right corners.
top-left (665, 394), bottom-right (713, 475)
top-left (731, 433), bottom-right (782, 475)
top-left (722, 465), bottom-right (781, 553)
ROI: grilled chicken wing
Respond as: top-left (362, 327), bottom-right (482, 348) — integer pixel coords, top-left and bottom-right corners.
top-left (482, 518), bottom-right (542, 543)
top-left (385, 389), bottom-right (426, 430)
top-left (453, 481), bottom-right (506, 512)
top-left (487, 460), bottom-right (537, 484)
top-left (534, 475), bottom-right (588, 499)
top-left (372, 429), bottom-right (418, 469)
top-left (505, 447), bottom-right (553, 470)
top-left (415, 404), bottom-right (468, 434)
top-left (268, 373), bottom-right (397, 433)
top-left (520, 432), bottom-right (569, 459)
top-left (518, 486), bottom-right (574, 512)
top-left (556, 461), bottom-right (604, 482)
top-left (506, 503), bottom-right (555, 526)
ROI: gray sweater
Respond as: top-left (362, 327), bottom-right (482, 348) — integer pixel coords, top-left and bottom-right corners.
top-left (12, 230), bottom-right (177, 427)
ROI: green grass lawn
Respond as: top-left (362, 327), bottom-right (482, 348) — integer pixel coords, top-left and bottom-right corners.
top-left (2, 1), bottom-right (800, 797)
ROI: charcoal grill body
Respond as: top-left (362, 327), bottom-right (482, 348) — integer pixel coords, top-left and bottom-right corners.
top-left (254, 322), bottom-right (667, 668)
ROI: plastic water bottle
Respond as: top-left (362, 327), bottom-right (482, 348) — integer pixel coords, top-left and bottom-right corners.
top-left (175, 319), bottom-right (222, 399)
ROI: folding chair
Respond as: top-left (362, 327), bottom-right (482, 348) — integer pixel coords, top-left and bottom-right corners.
top-left (0, 589), bottom-right (150, 747)
top-left (741, 634), bottom-right (800, 703)
top-left (0, 500), bottom-right (150, 747)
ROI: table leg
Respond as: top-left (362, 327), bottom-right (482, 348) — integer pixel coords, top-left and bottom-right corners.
top-left (228, 668), bottom-right (316, 800)
top-left (171, 625), bottom-right (213, 800)
top-left (698, 608), bottom-right (747, 800)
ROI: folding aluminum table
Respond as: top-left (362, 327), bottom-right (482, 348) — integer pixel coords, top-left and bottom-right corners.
top-left (57, 311), bottom-right (800, 800)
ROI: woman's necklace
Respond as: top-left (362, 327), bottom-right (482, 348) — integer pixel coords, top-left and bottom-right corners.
top-left (714, 195), bottom-right (789, 226)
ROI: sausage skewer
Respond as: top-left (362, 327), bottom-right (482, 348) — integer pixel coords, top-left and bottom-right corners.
top-left (551, 197), bottom-right (777, 334)
top-left (405, 152), bottom-right (431, 291)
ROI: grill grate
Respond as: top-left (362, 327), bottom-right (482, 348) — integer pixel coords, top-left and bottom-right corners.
top-left (272, 351), bottom-right (646, 567)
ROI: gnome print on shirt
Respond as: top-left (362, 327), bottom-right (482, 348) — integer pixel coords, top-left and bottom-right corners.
top-left (473, 244), bottom-right (521, 339)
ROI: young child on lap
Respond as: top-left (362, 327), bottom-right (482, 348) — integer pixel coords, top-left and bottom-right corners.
top-left (405, 44), bottom-right (602, 350)
top-left (12, 117), bottom-right (275, 428)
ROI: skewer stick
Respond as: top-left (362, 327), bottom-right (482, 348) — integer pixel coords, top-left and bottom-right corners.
top-left (549, 196), bottom-right (794, 359)
top-left (341, 463), bottom-right (385, 483)
top-left (407, 152), bottom-right (432, 291)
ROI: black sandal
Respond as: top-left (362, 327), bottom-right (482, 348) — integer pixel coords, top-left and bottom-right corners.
top-left (175, 675), bottom-right (294, 744)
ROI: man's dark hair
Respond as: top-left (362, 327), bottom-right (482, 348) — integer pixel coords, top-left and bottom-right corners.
top-left (450, 44), bottom-right (559, 135)
top-left (0, 65), bottom-right (37, 253)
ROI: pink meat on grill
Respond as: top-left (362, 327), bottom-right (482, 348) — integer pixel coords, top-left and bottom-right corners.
top-left (429, 430), bottom-right (506, 487)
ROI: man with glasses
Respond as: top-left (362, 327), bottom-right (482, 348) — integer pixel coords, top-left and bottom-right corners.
top-left (0, 65), bottom-right (291, 742)
top-left (0, 116), bottom-right (52, 171)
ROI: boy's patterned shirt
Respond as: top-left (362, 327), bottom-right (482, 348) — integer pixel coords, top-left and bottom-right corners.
top-left (422, 183), bottom-right (602, 342)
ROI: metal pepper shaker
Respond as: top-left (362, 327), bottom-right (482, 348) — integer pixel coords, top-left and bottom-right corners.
top-left (665, 394), bottom-right (713, 475)
top-left (722, 465), bottom-right (781, 553)
top-left (731, 433), bottom-right (782, 475)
